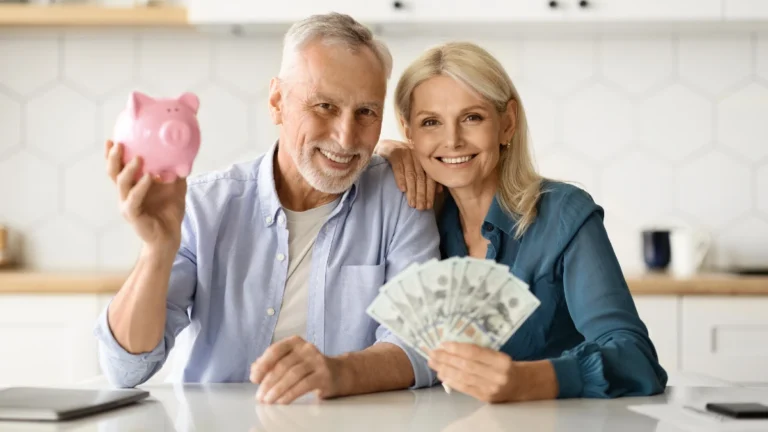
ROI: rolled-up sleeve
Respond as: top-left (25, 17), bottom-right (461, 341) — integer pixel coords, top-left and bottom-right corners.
top-left (552, 212), bottom-right (668, 398)
top-left (374, 189), bottom-right (441, 389)
top-left (93, 213), bottom-right (198, 388)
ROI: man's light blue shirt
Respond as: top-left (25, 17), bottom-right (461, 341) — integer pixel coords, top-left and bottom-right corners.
top-left (93, 143), bottom-right (441, 389)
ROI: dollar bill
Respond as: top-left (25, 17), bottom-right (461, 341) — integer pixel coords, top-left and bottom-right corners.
top-left (366, 294), bottom-right (431, 358)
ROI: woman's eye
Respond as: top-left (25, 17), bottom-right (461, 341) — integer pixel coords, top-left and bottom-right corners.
top-left (466, 114), bottom-right (483, 122)
top-left (422, 119), bottom-right (438, 127)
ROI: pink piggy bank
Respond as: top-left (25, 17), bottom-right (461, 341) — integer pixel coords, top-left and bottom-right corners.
top-left (113, 91), bottom-right (201, 183)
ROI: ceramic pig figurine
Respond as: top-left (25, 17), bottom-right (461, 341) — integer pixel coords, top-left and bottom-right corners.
top-left (113, 91), bottom-right (201, 183)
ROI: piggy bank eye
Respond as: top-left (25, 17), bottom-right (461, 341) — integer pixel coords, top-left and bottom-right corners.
top-left (174, 107), bottom-right (179, 112)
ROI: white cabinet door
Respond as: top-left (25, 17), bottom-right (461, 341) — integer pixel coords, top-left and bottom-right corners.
top-left (0, 295), bottom-right (103, 387)
top-left (566, 0), bottom-right (722, 21)
top-left (632, 296), bottom-right (680, 373)
top-left (681, 297), bottom-right (768, 383)
top-left (723, 0), bottom-right (768, 19)
top-left (393, 0), bottom-right (566, 22)
top-left (189, 0), bottom-right (394, 24)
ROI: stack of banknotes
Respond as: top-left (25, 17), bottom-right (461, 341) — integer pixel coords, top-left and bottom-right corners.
top-left (366, 257), bottom-right (541, 359)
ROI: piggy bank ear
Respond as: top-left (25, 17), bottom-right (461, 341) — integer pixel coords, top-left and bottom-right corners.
top-left (178, 93), bottom-right (200, 114)
top-left (128, 91), bottom-right (154, 118)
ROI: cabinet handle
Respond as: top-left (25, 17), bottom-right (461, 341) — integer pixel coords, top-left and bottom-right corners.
top-left (393, 1), bottom-right (403, 9)
top-left (579, 0), bottom-right (589, 7)
top-left (548, 0), bottom-right (558, 8)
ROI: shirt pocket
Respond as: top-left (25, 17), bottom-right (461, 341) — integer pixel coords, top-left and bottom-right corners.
top-left (336, 264), bottom-right (386, 345)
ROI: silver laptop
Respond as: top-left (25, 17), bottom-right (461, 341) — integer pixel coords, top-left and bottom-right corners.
top-left (0, 387), bottom-right (150, 421)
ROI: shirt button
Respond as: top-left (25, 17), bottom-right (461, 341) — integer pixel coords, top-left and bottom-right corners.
top-left (483, 222), bottom-right (494, 232)
top-left (277, 215), bottom-right (285, 225)
top-left (265, 216), bottom-right (273, 224)
top-left (276, 253), bottom-right (286, 261)
top-left (267, 308), bottom-right (275, 316)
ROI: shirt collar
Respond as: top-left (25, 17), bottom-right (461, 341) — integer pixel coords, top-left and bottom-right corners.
top-left (484, 195), bottom-right (517, 236)
top-left (439, 193), bottom-right (517, 237)
top-left (257, 140), bottom-right (360, 227)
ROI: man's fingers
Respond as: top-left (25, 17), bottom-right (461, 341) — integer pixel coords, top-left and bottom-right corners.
top-left (412, 152), bottom-right (427, 210)
top-left (255, 351), bottom-right (302, 395)
top-left (403, 153), bottom-right (417, 208)
top-left (116, 157), bottom-right (142, 201)
top-left (122, 174), bottom-right (152, 220)
top-left (392, 152), bottom-right (407, 193)
top-left (260, 363), bottom-right (314, 404)
top-left (274, 373), bottom-right (322, 405)
top-left (106, 142), bottom-right (123, 183)
top-left (250, 337), bottom-right (300, 384)
top-left (425, 178), bottom-right (437, 210)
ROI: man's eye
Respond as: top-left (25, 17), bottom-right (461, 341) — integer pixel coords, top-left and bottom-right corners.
top-left (358, 108), bottom-right (377, 117)
top-left (318, 103), bottom-right (333, 110)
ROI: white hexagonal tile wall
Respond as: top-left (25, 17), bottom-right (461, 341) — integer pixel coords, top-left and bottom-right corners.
top-left (138, 33), bottom-right (212, 95)
top-left (562, 83), bottom-right (632, 163)
top-left (676, 151), bottom-right (751, 228)
top-left (711, 216), bottom-right (768, 270)
top-left (536, 151), bottom-right (599, 199)
top-left (515, 81), bottom-right (557, 160)
top-left (190, 85), bottom-right (250, 176)
top-left (639, 84), bottom-right (712, 162)
top-left (101, 86), bottom-right (136, 141)
top-left (63, 31), bottom-right (135, 98)
top-left (600, 38), bottom-right (674, 94)
top-left (0, 36), bottom-right (59, 95)
top-left (64, 153), bottom-right (119, 228)
top-left (249, 97), bottom-right (279, 155)
top-left (758, 164), bottom-right (768, 217)
top-left (470, 38), bottom-right (523, 82)
top-left (0, 151), bottom-right (58, 228)
top-left (26, 85), bottom-right (96, 161)
top-left (0, 92), bottom-right (21, 155)
top-left (214, 37), bottom-right (282, 97)
top-left (24, 216), bottom-right (98, 270)
top-left (601, 152), bottom-right (674, 226)
top-left (521, 38), bottom-right (594, 96)
top-left (717, 83), bottom-right (768, 161)
top-left (99, 222), bottom-right (141, 270)
top-left (679, 36), bottom-right (751, 96)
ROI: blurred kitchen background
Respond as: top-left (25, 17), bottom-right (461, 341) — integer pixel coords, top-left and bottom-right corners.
top-left (0, 0), bottom-right (767, 388)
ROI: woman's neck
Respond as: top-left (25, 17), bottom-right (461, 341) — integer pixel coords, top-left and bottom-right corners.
top-left (449, 172), bottom-right (499, 242)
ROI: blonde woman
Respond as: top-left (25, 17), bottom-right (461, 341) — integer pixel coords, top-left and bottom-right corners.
top-left (376, 42), bottom-right (667, 403)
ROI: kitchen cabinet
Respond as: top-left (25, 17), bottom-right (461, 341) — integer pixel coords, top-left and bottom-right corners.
top-left (680, 297), bottom-right (768, 383)
top-left (633, 296), bottom-right (680, 373)
top-left (188, 0), bottom-right (727, 26)
top-left (723, 0), bottom-right (768, 20)
top-left (566, 0), bottom-right (722, 21)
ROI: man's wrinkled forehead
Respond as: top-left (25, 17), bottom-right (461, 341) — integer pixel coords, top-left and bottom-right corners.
top-left (283, 41), bottom-right (387, 105)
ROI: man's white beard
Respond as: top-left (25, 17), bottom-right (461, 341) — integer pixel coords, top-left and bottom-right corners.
top-left (293, 140), bottom-right (371, 194)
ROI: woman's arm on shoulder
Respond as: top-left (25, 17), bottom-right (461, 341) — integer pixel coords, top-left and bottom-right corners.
top-left (552, 210), bottom-right (669, 398)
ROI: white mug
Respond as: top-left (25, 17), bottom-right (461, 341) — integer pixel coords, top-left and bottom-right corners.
top-left (670, 229), bottom-right (711, 277)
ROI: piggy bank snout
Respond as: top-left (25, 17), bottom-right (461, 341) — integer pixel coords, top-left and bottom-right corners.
top-left (160, 120), bottom-right (192, 148)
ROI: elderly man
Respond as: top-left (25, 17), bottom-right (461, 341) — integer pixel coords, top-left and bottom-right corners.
top-left (94, 13), bottom-right (439, 404)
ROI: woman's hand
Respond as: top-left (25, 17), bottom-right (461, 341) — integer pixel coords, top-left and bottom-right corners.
top-left (429, 342), bottom-right (521, 404)
top-left (374, 139), bottom-right (442, 210)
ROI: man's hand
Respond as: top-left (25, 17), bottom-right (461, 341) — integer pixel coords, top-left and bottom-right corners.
top-left (250, 336), bottom-right (342, 404)
top-left (375, 139), bottom-right (441, 210)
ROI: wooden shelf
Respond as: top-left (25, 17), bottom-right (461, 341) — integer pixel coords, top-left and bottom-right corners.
top-left (0, 270), bottom-right (127, 294)
top-left (0, 4), bottom-right (188, 27)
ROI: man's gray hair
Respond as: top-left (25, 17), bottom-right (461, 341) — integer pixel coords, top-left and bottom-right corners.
top-left (279, 13), bottom-right (393, 80)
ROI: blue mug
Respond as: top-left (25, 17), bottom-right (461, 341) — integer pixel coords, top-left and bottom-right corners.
top-left (642, 230), bottom-right (671, 271)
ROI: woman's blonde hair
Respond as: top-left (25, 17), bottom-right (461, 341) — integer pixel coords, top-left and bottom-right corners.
top-left (394, 41), bottom-right (544, 238)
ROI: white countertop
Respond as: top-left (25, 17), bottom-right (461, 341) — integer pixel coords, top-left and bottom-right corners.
top-left (3, 375), bottom-right (768, 432)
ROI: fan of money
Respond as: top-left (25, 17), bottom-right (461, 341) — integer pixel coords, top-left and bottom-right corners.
top-left (366, 256), bottom-right (541, 365)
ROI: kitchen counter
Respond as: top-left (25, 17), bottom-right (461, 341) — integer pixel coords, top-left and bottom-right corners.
top-left (1, 270), bottom-right (767, 295)
top-left (3, 382), bottom-right (767, 432)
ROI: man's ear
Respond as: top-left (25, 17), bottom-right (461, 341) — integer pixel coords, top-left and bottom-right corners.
top-left (501, 98), bottom-right (518, 144)
top-left (268, 77), bottom-right (284, 125)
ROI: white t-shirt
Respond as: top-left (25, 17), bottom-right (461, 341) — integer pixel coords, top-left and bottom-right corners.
top-left (271, 198), bottom-right (339, 343)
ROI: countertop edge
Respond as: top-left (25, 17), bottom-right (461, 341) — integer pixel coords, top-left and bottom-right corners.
top-left (1, 271), bottom-right (768, 295)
